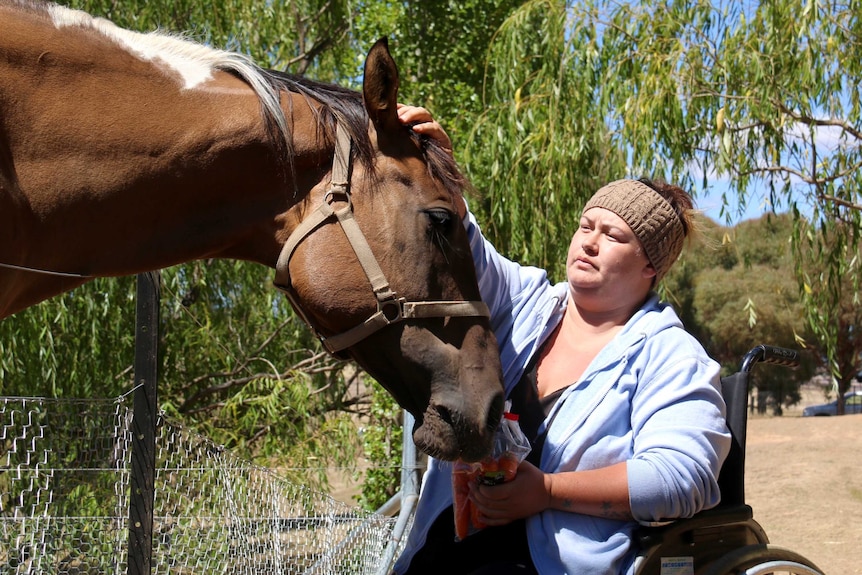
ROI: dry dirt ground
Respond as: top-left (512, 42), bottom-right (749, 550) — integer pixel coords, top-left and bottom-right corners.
top-left (330, 388), bottom-right (862, 574)
top-left (745, 392), bottom-right (862, 575)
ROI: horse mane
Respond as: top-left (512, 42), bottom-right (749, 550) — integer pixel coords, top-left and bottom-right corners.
top-left (9, 0), bottom-right (468, 198)
top-left (263, 70), bottom-right (469, 200)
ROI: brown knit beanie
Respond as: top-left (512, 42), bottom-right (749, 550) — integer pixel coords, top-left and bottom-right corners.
top-left (583, 179), bottom-right (686, 283)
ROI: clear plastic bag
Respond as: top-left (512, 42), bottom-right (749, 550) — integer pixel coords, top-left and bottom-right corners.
top-left (452, 403), bottom-right (531, 540)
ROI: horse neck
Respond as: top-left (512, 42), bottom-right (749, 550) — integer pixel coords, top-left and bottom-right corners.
top-left (0, 6), bottom-right (328, 316)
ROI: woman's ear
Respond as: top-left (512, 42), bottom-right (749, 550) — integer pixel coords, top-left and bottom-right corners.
top-left (642, 262), bottom-right (657, 281)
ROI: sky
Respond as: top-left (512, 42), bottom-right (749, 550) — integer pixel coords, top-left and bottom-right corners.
top-left (695, 180), bottom-right (775, 226)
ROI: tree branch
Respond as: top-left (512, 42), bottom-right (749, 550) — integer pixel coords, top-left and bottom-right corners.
top-left (775, 100), bottom-right (862, 142)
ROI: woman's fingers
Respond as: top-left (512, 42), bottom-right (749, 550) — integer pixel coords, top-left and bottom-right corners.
top-left (397, 104), bottom-right (453, 152)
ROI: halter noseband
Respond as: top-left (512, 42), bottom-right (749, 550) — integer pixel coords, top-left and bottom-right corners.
top-left (273, 122), bottom-right (490, 356)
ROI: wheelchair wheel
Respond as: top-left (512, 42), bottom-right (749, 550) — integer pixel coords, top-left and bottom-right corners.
top-left (701, 544), bottom-right (823, 575)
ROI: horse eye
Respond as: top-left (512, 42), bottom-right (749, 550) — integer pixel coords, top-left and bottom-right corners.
top-left (425, 208), bottom-right (453, 231)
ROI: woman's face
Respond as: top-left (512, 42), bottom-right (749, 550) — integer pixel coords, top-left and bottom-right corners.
top-left (566, 207), bottom-right (656, 305)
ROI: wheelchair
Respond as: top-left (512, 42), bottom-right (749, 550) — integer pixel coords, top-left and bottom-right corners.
top-left (632, 345), bottom-right (824, 575)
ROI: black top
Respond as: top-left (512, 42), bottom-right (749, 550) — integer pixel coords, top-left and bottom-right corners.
top-left (507, 351), bottom-right (565, 466)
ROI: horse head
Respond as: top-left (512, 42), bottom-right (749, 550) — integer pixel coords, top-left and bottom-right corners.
top-left (274, 39), bottom-right (505, 462)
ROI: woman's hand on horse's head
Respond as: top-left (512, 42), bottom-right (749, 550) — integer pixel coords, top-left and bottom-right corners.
top-left (397, 104), bottom-right (453, 155)
top-left (397, 104), bottom-right (466, 219)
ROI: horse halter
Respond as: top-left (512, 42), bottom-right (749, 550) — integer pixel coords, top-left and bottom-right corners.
top-left (273, 122), bottom-right (490, 356)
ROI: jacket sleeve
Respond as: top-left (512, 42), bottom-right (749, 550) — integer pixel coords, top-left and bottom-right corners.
top-left (626, 333), bottom-right (731, 522)
top-left (463, 209), bottom-right (547, 326)
top-left (462, 209), bottom-right (565, 393)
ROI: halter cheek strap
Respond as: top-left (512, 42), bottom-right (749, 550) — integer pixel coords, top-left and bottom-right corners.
top-left (273, 122), bottom-right (489, 356)
top-left (275, 124), bottom-right (395, 303)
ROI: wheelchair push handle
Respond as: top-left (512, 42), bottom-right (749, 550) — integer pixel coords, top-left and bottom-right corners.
top-left (739, 344), bottom-right (799, 373)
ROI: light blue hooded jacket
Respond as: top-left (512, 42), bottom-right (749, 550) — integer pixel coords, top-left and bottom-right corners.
top-left (393, 210), bottom-right (730, 575)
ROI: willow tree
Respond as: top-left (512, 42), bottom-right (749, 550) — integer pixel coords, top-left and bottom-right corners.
top-left (608, 0), bottom-right (862, 411)
top-left (462, 0), bottom-right (862, 411)
top-left (461, 0), bottom-right (626, 282)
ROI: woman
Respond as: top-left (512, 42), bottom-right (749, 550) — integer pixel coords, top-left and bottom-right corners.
top-left (393, 106), bottom-right (731, 575)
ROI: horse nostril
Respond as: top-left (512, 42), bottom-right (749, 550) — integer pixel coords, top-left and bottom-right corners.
top-left (486, 393), bottom-right (505, 433)
top-left (435, 404), bottom-right (455, 427)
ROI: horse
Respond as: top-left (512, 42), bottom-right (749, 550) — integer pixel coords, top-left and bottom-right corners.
top-left (0, 0), bottom-right (504, 462)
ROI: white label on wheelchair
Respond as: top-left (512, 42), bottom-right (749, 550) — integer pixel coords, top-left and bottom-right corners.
top-left (660, 556), bottom-right (694, 575)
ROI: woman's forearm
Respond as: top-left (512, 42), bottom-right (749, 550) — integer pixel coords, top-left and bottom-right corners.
top-left (545, 461), bottom-right (633, 521)
top-left (471, 460), bottom-right (633, 525)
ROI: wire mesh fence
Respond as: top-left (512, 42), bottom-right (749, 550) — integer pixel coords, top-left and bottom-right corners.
top-left (0, 394), bottom-right (404, 574)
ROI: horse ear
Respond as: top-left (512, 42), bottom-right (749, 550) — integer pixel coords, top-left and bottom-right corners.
top-left (362, 37), bottom-right (401, 145)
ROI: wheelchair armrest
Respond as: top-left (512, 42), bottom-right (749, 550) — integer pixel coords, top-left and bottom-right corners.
top-left (633, 505), bottom-right (770, 574)
top-left (635, 504), bottom-right (767, 550)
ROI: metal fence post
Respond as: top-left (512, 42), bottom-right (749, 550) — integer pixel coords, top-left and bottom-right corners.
top-left (375, 410), bottom-right (421, 574)
top-left (128, 271), bottom-right (160, 575)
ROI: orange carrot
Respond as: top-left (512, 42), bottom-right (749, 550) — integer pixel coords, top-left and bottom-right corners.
top-left (455, 501), bottom-right (471, 539)
top-left (499, 452), bottom-right (519, 482)
top-left (470, 497), bottom-right (486, 530)
top-left (453, 466), bottom-right (473, 539)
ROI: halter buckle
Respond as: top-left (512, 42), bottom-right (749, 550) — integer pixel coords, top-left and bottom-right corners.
top-left (378, 297), bottom-right (406, 324)
top-left (324, 187), bottom-right (350, 205)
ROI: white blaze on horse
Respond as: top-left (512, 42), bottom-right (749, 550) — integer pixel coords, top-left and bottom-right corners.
top-left (0, 0), bottom-right (504, 462)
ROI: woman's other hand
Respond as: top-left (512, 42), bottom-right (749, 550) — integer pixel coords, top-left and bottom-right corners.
top-left (397, 104), bottom-right (453, 154)
top-left (469, 461), bottom-right (551, 526)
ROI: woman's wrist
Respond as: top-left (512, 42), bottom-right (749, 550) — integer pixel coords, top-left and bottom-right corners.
top-left (542, 470), bottom-right (558, 512)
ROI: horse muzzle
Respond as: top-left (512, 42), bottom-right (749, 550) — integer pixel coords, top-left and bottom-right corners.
top-left (411, 384), bottom-right (505, 462)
